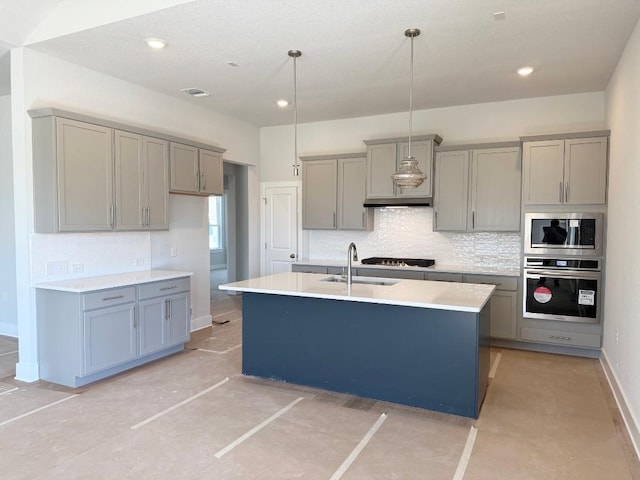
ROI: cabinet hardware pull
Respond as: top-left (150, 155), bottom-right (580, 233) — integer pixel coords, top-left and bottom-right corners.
top-left (434, 210), bottom-right (437, 227)
top-left (195, 171), bottom-right (200, 191)
top-left (565, 182), bottom-right (569, 203)
top-left (202, 173), bottom-right (206, 190)
top-left (147, 206), bottom-right (151, 226)
top-left (333, 212), bottom-right (336, 228)
top-left (549, 335), bottom-right (572, 341)
top-left (559, 181), bottom-right (563, 203)
top-left (362, 211), bottom-right (365, 227)
top-left (160, 286), bottom-right (177, 291)
top-left (110, 205), bottom-right (114, 227)
top-left (472, 211), bottom-right (475, 229)
top-left (165, 299), bottom-right (169, 320)
top-left (102, 295), bottom-right (124, 301)
top-left (133, 305), bottom-right (137, 329)
top-left (168, 299), bottom-right (172, 319)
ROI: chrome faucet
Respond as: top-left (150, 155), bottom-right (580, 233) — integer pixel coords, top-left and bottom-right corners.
top-left (347, 242), bottom-right (358, 286)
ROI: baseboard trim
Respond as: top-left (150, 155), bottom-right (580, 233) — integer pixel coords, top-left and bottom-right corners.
top-left (490, 338), bottom-right (600, 358)
top-left (191, 314), bottom-right (213, 332)
top-left (600, 350), bottom-right (640, 462)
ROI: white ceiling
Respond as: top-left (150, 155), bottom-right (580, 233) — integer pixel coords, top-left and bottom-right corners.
top-left (7, 0), bottom-right (640, 126)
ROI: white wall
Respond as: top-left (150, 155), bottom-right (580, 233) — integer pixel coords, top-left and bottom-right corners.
top-left (261, 92), bottom-right (606, 262)
top-left (11, 47), bottom-right (261, 380)
top-left (0, 94), bottom-right (17, 337)
top-left (604, 17), bottom-right (640, 449)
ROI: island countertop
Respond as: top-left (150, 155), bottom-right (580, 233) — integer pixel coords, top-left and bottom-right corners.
top-left (219, 272), bottom-right (495, 313)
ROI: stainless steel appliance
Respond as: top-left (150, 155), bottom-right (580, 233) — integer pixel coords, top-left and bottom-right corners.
top-left (524, 212), bottom-right (604, 257)
top-left (361, 257), bottom-right (435, 267)
top-left (523, 257), bottom-right (601, 324)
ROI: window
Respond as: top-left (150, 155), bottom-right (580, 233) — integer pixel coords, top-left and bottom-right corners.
top-left (208, 196), bottom-right (225, 250)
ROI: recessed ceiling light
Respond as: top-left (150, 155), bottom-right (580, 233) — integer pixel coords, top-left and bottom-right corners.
top-left (227, 61), bottom-right (239, 67)
top-left (493, 11), bottom-right (506, 20)
top-left (180, 87), bottom-right (211, 97)
top-left (517, 66), bottom-right (534, 77)
top-left (145, 38), bottom-right (167, 49)
top-left (277, 99), bottom-right (289, 108)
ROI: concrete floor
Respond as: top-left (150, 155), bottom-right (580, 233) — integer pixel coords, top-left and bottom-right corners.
top-left (0, 293), bottom-right (638, 479)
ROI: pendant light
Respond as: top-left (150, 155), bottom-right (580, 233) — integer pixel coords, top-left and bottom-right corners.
top-left (288, 49), bottom-right (302, 176)
top-left (391, 28), bottom-right (427, 189)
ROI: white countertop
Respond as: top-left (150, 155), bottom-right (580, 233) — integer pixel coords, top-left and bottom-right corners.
top-left (33, 270), bottom-right (193, 293)
top-left (294, 259), bottom-right (520, 277)
top-left (219, 272), bottom-right (495, 313)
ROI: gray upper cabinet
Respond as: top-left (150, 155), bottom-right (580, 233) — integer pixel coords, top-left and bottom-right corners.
top-left (433, 150), bottom-right (469, 231)
top-left (169, 143), bottom-right (223, 196)
top-left (434, 144), bottom-right (521, 232)
top-left (115, 131), bottom-right (169, 231)
top-left (33, 117), bottom-right (114, 233)
top-left (303, 159), bottom-right (337, 229)
top-left (522, 135), bottom-right (608, 205)
top-left (364, 135), bottom-right (441, 200)
top-left (302, 154), bottom-right (373, 230)
top-left (470, 146), bottom-right (521, 231)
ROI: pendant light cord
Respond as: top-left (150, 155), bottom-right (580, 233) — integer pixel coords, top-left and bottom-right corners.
top-left (293, 53), bottom-right (299, 176)
top-left (408, 33), bottom-right (414, 159)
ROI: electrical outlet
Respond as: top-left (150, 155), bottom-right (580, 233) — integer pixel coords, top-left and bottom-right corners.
top-left (170, 247), bottom-right (177, 257)
top-left (615, 329), bottom-right (619, 345)
top-left (134, 257), bottom-right (144, 266)
top-left (46, 260), bottom-right (68, 275)
top-left (71, 264), bottom-right (84, 273)
top-left (1, 291), bottom-right (8, 303)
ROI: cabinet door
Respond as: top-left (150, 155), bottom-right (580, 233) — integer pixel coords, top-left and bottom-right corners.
top-left (56, 118), bottom-right (113, 231)
top-left (144, 137), bottom-right (170, 229)
top-left (470, 147), bottom-right (521, 231)
top-left (396, 140), bottom-right (432, 198)
top-left (170, 142), bottom-right (199, 193)
top-left (564, 137), bottom-right (607, 205)
top-left (489, 291), bottom-right (517, 340)
top-left (302, 159), bottom-right (337, 229)
top-left (199, 149), bottom-right (223, 195)
top-left (366, 143), bottom-right (396, 198)
top-left (433, 150), bottom-right (469, 231)
top-left (83, 303), bottom-right (136, 375)
top-left (114, 130), bottom-right (144, 230)
top-left (337, 157), bottom-right (369, 230)
top-left (522, 140), bottom-right (564, 205)
top-left (138, 297), bottom-right (167, 356)
top-left (167, 293), bottom-right (190, 346)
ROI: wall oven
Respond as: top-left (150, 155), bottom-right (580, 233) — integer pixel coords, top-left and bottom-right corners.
top-left (523, 257), bottom-right (601, 324)
top-left (524, 212), bottom-right (604, 257)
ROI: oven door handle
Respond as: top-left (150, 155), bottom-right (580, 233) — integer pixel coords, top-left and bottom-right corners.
top-left (525, 270), bottom-right (600, 280)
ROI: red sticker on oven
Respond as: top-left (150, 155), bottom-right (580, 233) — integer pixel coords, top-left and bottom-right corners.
top-left (533, 286), bottom-right (552, 303)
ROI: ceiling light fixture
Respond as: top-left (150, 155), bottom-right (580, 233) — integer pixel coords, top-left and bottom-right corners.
top-left (518, 66), bottom-right (534, 76)
top-left (288, 49), bottom-right (302, 176)
top-left (180, 87), bottom-right (211, 97)
top-left (145, 38), bottom-right (167, 49)
top-left (392, 28), bottom-right (427, 189)
top-left (277, 99), bottom-right (289, 108)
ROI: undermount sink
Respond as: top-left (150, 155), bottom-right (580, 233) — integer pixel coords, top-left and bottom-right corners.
top-left (320, 275), bottom-right (398, 286)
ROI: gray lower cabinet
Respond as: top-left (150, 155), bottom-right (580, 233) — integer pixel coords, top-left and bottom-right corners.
top-left (427, 272), bottom-right (463, 282)
top-left (434, 143), bottom-right (521, 232)
top-left (37, 277), bottom-right (190, 388)
top-left (464, 274), bottom-right (518, 340)
top-left (301, 154), bottom-right (372, 230)
top-left (358, 268), bottom-right (425, 280)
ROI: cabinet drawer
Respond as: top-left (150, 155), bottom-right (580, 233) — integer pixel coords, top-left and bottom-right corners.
top-left (83, 287), bottom-right (136, 311)
top-left (464, 275), bottom-right (518, 291)
top-left (138, 277), bottom-right (190, 300)
top-left (427, 272), bottom-right (463, 282)
top-left (292, 265), bottom-right (329, 274)
top-left (521, 326), bottom-right (601, 349)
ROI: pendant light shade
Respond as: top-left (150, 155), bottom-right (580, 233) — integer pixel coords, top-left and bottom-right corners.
top-left (288, 49), bottom-right (302, 176)
top-left (392, 28), bottom-right (426, 189)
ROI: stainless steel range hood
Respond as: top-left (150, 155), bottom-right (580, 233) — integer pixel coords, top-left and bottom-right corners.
top-left (363, 197), bottom-right (431, 208)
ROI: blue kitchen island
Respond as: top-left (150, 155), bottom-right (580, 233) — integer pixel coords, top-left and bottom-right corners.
top-left (220, 272), bottom-right (495, 419)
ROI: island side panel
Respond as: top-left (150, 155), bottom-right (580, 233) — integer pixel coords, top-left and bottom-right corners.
top-left (242, 292), bottom-right (485, 418)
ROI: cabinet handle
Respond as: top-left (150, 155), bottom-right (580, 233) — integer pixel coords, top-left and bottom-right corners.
top-left (559, 182), bottom-right (563, 203)
top-left (472, 211), bottom-right (475, 229)
top-left (549, 335), bottom-right (572, 341)
top-left (109, 205), bottom-right (114, 227)
top-left (195, 171), bottom-right (200, 191)
top-left (167, 299), bottom-right (173, 320)
top-left (434, 210), bottom-right (438, 227)
top-left (160, 286), bottom-right (177, 291)
top-left (565, 182), bottom-right (569, 203)
top-left (146, 206), bottom-right (151, 226)
top-left (133, 305), bottom-right (137, 329)
top-left (165, 299), bottom-right (169, 320)
top-left (102, 295), bottom-right (124, 301)
top-left (333, 212), bottom-right (336, 228)
top-left (202, 173), bottom-right (206, 190)
top-left (362, 211), bottom-right (365, 227)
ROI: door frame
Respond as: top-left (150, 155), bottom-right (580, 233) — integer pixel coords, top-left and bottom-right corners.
top-left (260, 181), bottom-right (303, 276)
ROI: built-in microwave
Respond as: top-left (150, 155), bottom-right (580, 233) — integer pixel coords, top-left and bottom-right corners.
top-left (524, 212), bottom-right (604, 257)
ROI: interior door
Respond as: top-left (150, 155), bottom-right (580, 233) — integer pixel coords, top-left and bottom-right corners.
top-left (263, 185), bottom-right (298, 275)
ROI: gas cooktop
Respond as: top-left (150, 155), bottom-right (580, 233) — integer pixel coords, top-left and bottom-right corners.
top-left (360, 257), bottom-right (436, 268)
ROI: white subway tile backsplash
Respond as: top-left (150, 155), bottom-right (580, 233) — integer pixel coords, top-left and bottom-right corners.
top-left (31, 232), bottom-right (151, 283)
top-left (307, 207), bottom-right (521, 269)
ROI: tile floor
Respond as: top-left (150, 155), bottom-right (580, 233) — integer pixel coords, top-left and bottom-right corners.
top-left (0, 293), bottom-right (638, 479)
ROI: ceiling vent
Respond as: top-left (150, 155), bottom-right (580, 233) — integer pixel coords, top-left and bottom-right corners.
top-left (180, 87), bottom-right (211, 97)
